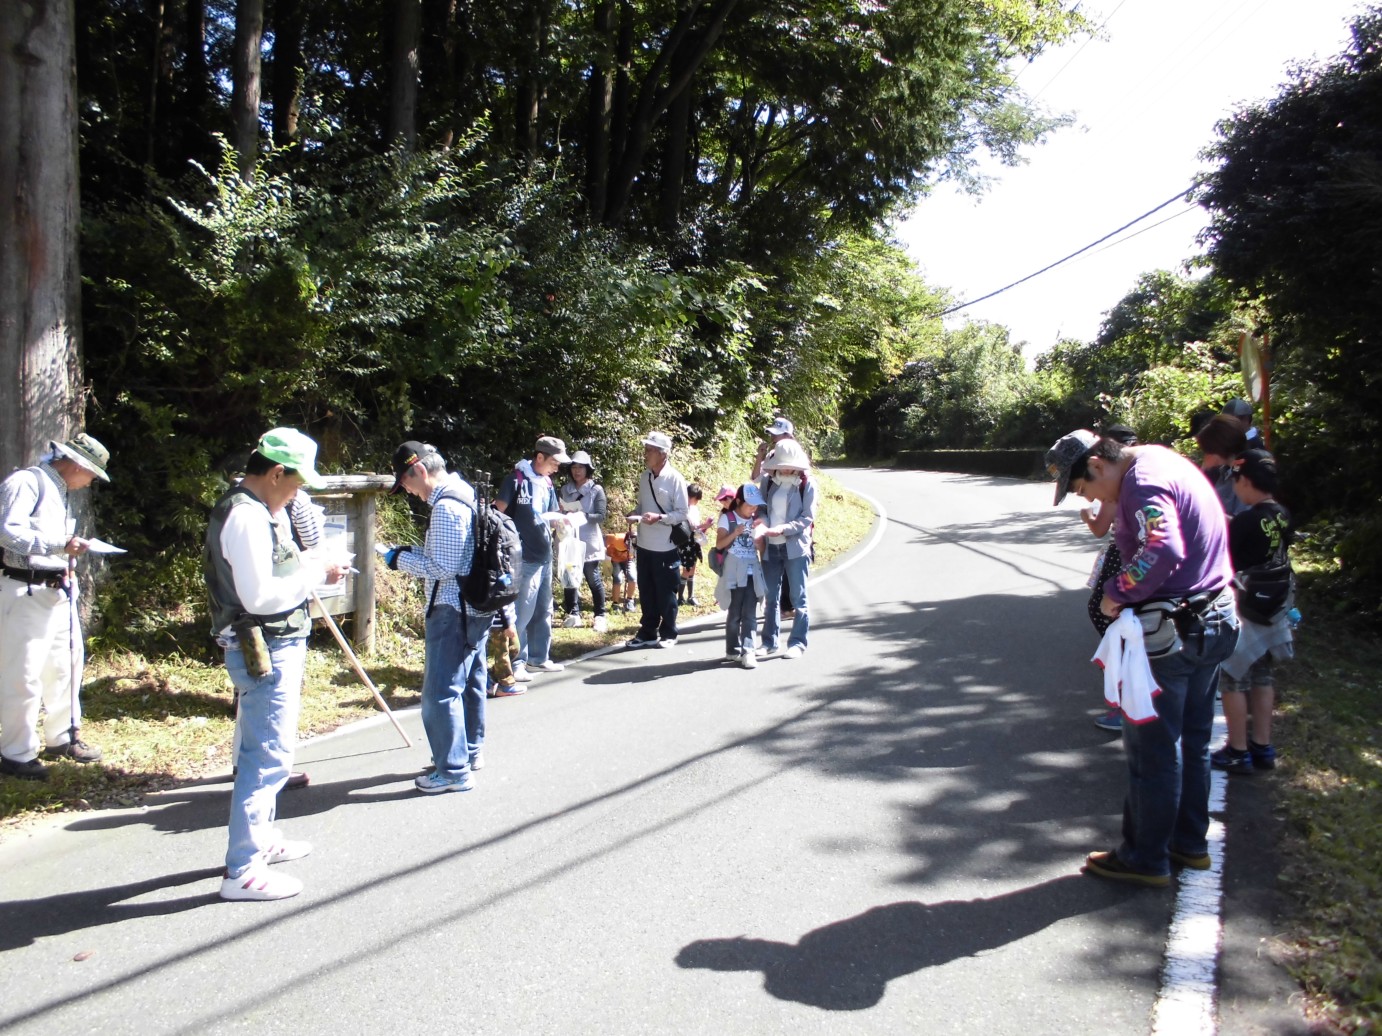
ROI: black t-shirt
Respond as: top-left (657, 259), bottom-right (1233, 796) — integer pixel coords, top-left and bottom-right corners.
top-left (1228, 500), bottom-right (1292, 571)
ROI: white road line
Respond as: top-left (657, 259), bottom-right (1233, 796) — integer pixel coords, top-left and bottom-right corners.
top-left (1151, 719), bottom-right (1231, 1035)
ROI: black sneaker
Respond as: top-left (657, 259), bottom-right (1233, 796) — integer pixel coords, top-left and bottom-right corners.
top-left (1210, 745), bottom-right (1254, 774)
top-left (45, 738), bottom-right (102, 764)
top-left (1249, 741), bottom-right (1278, 770)
top-left (1168, 847), bottom-right (1212, 870)
top-left (0, 755), bottom-right (50, 780)
top-left (1082, 850), bottom-right (1170, 887)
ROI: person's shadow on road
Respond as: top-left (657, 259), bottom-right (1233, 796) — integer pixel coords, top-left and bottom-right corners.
top-left (676, 874), bottom-right (1100, 1010)
top-left (0, 867), bottom-right (223, 951)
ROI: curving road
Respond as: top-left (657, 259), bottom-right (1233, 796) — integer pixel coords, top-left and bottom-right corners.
top-left (0, 467), bottom-right (1307, 1034)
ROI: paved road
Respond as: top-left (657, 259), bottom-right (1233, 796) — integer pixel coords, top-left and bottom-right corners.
top-left (0, 468), bottom-right (1307, 1034)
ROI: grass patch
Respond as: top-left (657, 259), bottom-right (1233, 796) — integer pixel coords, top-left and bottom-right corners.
top-left (1269, 549), bottom-right (1382, 1032)
top-left (0, 474), bottom-right (876, 833)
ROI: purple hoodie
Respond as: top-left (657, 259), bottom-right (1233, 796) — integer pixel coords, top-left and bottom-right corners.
top-left (1103, 445), bottom-right (1234, 607)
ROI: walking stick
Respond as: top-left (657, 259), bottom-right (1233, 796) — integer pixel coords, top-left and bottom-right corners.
top-left (67, 555), bottom-right (80, 749)
top-left (310, 590), bottom-right (411, 748)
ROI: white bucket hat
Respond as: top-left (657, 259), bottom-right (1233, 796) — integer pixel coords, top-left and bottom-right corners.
top-left (764, 438), bottom-right (811, 473)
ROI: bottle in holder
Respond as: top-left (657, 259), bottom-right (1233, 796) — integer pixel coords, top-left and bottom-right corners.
top-left (230, 616), bottom-right (273, 678)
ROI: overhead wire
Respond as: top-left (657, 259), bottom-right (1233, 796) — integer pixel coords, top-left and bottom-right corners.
top-left (937, 187), bottom-right (1194, 316)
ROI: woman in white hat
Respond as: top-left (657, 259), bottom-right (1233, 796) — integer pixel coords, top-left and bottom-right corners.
top-left (558, 450), bottom-right (609, 632)
top-left (757, 438), bottom-right (817, 659)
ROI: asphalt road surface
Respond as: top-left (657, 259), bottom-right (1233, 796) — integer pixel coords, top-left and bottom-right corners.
top-left (0, 467), bottom-right (1309, 1035)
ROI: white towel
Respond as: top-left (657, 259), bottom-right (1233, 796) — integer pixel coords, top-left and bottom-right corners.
top-left (1091, 610), bottom-right (1162, 724)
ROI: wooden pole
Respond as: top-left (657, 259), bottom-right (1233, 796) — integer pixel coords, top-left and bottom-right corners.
top-left (310, 590), bottom-right (411, 748)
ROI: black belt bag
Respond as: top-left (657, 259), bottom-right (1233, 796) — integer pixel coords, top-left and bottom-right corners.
top-left (1, 563), bottom-right (67, 591)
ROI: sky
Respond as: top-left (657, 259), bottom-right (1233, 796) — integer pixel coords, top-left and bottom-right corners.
top-left (893, 0), bottom-right (1364, 356)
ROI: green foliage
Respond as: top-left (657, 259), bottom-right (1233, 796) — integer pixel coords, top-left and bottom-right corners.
top-left (1196, 5), bottom-right (1382, 606)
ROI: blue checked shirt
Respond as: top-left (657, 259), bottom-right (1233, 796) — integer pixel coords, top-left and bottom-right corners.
top-left (395, 475), bottom-right (475, 611)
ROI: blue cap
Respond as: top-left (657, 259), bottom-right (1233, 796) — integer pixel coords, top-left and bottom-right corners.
top-left (741, 482), bottom-right (766, 506)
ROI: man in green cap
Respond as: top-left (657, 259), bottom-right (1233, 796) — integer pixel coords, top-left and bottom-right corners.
top-left (205, 428), bottom-right (348, 901)
top-left (0, 432), bottom-right (112, 780)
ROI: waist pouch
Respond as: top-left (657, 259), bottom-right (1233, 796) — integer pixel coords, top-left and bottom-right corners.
top-left (1134, 589), bottom-right (1230, 658)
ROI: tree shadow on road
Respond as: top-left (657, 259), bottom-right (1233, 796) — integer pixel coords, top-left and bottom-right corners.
top-left (676, 874), bottom-right (1099, 1010)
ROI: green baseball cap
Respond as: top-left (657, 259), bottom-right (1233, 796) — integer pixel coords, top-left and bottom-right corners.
top-left (257, 427), bottom-right (328, 489)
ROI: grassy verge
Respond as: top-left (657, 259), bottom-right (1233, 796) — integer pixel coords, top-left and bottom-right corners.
top-left (1270, 556), bottom-right (1382, 1031)
top-left (0, 471), bottom-right (876, 834)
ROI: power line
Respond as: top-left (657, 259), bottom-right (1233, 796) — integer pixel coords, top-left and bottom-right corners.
top-left (1077, 203), bottom-right (1202, 261)
top-left (937, 187), bottom-right (1194, 316)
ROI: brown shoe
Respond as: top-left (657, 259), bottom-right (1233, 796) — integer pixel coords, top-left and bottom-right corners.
top-left (45, 738), bottom-right (103, 764)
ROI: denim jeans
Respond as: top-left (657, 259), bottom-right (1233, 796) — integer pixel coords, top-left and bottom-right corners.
top-left (562, 560), bottom-right (606, 617)
top-left (224, 635), bottom-right (306, 877)
top-left (1118, 596), bottom-right (1239, 874)
top-left (725, 585), bottom-right (759, 655)
top-left (514, 556), bottom-right (554, 666)
top-left (760, 544), bottom-right (809, 652)
top-left (421, 603), bottom-right (490, 779)
top-left (635, 546), bottom-right (681, 641)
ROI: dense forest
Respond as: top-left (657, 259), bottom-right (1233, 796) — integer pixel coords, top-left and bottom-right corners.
top-left (2, 1), bottom-right (1379, 624)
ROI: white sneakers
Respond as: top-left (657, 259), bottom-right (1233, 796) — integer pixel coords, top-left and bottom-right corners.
top-left (529, 659), bottom-right (566, 673)
top-left (592, 615), bottom-right (608, 632)
top-left (782, 645), bottom-right (805, 659)
top-left (220, 838), bottom-right (313, 901)
top-left (740, 651), bottom-right (758, 669)
top-left (562, 613), bottom-right (583, 628)
top-left (221, 868), bottom-right (303, 901)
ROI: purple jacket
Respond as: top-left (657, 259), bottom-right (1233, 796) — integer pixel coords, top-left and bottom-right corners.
top-left (1103, 446), bottom-right (1233, 607)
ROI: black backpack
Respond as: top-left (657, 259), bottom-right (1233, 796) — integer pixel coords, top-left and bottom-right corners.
top-left (442, 483), bottom-right (521, 613)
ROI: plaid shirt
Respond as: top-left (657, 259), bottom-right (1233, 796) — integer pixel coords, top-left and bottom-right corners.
top-left (395, 476), bottom-right (475, 612)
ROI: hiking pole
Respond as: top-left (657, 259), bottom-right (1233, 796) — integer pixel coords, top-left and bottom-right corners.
top-left (67, 554), bottom-right (80, 750)
top-left (310, 590), bottom-right (411, 748)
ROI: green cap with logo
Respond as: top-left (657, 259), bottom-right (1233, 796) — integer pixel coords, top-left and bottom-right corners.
top-left (257, 427), bottom-right (328, 490)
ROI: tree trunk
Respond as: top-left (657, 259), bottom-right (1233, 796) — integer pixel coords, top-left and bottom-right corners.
top-left (658, 49), bottom-right (693, 236)
top-left (269, 0), bottom-right (304, 147)
top-left (230, 0), bottom-right (264, 180)
top-left (583, 0), bottom-right (614, 218)
top-left (387, 0), bottom-right (421, 152)
top-left (513, 1), bottom-right (544, 162)
top-left (179, 0), bottom-right (214, 169)
top-left (603, 0), bottom-right (739, 226)
top-left (0, 0), bottom-right (85, 474)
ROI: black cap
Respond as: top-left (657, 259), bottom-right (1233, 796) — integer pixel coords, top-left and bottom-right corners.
top-left (390, 441), bottom-right (436, 495)
top-left (1234, 448), bottom-right (1279, 494)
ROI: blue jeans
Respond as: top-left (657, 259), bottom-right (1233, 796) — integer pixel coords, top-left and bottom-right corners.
top-left (1119, 597), bottom-right (1239, 874)
top-left (760, 545), bottom-right (809, 651)
top-left (635, 546), bottom-right (681, 641)
top-left (422, 604), bottom-right (490, 779)
top-left (224, 635), bottom-right (307, 877)
top-left (514, 557), bottom-right (554, 666)
top-left (726, 585), bottom-right (759, 655)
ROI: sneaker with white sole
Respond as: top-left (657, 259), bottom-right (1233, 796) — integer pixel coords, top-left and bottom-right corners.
top-left (756, 645), bottom-right (780, 659)
top-left (529, 659), bottom-right (566, 673)
top-left (782, 645), bottom-right (804, 659)
top-left (470, 751), bottom-right (485, 772)
top-left (264, 839), bottom-right (312, 864)
top-left (220, 867), bottom-right (303, 901)
top-left (562, 613), bottom-right (583, 628)
top-left (592, 615), bottom-right (608, 632)
top-left (511, 664), bottom-right (534, 683)
top-left (740, 651), bottom-right (758, 669)
top-left (626, 636), bottom-right (659, 648)
top-left (724, 651), bottom-right (741, 662)
top-left (657, 637), bottom-right (678, 648)
top-left (415, 771), bottom-right (475, 794)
